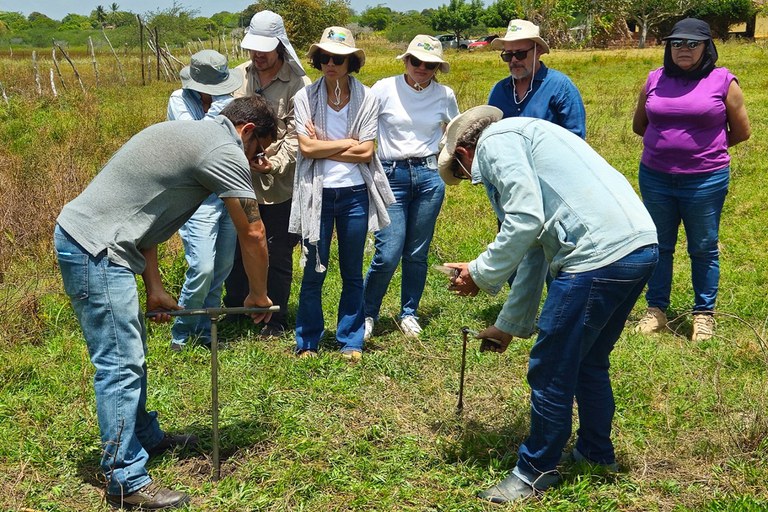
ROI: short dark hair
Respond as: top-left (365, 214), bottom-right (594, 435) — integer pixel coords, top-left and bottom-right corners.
top-left (311, 52), bottom-right (362, 73)
top-left (220, 96), bottom-right (278, 140)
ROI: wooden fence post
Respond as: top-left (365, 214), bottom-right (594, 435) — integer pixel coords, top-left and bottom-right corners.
top-left (49, 69), bottom-right (58, 97)
top-left (101, 28), bottom-right (126, 85)
top-left (88, 36), bottom-right (100, 86)
top-left (51, 47), bottom-right (68, 91)
top-left (32, 51), bottom-right (42, 96)
top-left (138, 15), bottom-right (146, 86)
top-left (155, 27), bottom-right (160, 81)
top-left (0, 81), bottom-right (9, 106)
top-left (53, 41), bottom-right (86, 92)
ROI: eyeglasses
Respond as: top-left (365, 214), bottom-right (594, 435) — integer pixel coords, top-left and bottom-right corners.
top-left (318, 53), bottom-right (347, 65)
top-left (451, 154), bottom-right (471, 180)
top-left (669, 39), bottom-right (702, 50)
top-left (500, 46), bottom-right (535, 62)
top-left (408, 56), bottom-right (439, 71)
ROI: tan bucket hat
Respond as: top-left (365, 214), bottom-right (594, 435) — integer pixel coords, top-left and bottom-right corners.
top-left (490, 19), bottom-right (550, 54)
top-left (438, 106), bottom-right (503, 185)
top-left (396, 34), bottom-right (450, 73)
top-left (307, 26), bottom-right (365, 67)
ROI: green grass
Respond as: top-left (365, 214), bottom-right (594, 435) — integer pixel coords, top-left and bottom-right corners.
top-left (1, 37), bottom-right (768, 510)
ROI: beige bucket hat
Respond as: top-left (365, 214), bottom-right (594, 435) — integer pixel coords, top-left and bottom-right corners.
top-left (307, 26), bottom-right (366, 67)
top-left (438, 106), bottom-right (503, 185)
top-left (490, 19), bottom-right (550, 54)
top-left (396, 34), bottom-right (450, 73)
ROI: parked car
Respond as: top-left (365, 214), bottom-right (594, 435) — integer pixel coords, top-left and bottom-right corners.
top-left (435, 33), bottom-right (473, 50)
top-left (468, 34), bottom-right (498, 50)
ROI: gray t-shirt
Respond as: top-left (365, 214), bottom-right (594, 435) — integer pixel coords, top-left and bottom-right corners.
top-left (57, 116), bottom-right (256, 274)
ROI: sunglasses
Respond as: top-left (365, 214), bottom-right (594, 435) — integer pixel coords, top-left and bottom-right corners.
top-left (669, 39), bottom-right (702, 50)
top-left (500, 46), bottom-right (535, 62)
top-left (318, 53), bottom-right (347, 65)
top-left (409, 56), bottom-right (439, 71)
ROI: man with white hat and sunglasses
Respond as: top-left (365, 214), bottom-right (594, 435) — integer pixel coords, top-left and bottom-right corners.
top-left (439, 106), bottom-right (658, 503)
top-left (488, 19), bottom-right (586, 139)
top-left (225, 10), bottom-right (311, 337)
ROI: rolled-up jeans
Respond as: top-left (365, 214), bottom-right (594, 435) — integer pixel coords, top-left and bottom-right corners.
top-left (515, 244), bottom-right (658, 483)
top-left (54, 224), bottom-right (164, 495)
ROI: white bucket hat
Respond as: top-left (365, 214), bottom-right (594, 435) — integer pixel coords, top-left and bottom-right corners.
top-left (438, 106), bottom-right (503, 185)
top-left (490, 19), bottom-right (550, 54)
top-left (240, 10), bottom-right (306, 77)
top-left (179, 50), bottom-right (242, 96)
top-left (396, 34), bottom-right (450, 73)
top-left (307, 26), bottom-right (366, 67)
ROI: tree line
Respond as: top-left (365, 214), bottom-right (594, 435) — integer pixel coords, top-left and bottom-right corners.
top-left (0, 0), bottom-right (763, 51)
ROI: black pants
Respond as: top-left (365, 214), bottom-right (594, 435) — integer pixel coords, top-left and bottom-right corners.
top-left (224, 199), bottom-right (299, 329)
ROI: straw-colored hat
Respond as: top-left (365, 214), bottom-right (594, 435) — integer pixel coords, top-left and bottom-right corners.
top-left (307, 26), bottom-right (365, 67)
top-left (396, 34), bottom-right (450, 73)
top-left (179, 50), bottom-right (242, 96)
top-left (438, 106), bottom-right (503, 185)
top-left (490, 19), bottom-right (550, 54)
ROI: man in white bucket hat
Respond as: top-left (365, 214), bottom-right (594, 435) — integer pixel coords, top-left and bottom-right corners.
top-left (438, 106), bottom-right (658, 504)
top-left (488, 19), bottom-right (586, 139)
top-left (226, 10), bottom-right (311, 337)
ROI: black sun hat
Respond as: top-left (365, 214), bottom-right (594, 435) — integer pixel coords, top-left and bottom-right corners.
top-left (663, 18), bottom-right (712, 41)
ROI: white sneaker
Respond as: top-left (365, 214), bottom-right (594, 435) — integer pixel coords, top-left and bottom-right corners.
top-left (692, 313), bottom-right (715, 341)
top-left (398, 316), bottom-right (422, 338)
top-left (364, 317), bottom-right (374, 341)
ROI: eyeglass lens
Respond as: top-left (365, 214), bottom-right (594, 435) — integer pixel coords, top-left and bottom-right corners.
top-left (409, 56), bottom-right (439, 70)
top-left (670, 39), bottom-right (702, 50)
top-left (319, 53), bottom-right (347, 65)
top-left (500, 46), bottom-right (535, 62)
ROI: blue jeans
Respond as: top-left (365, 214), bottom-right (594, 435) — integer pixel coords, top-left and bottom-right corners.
top-left (54, 225), bottom-right (164, 495)
top-left (295, 186), bottom-right (369, 352)
top-left (171, 194), bottom-right (236, 345)
top-left (515, 245), bottom-right (658, 481)
top-left (639, 164), bottom-right (729, 312)
top-left (364, 161), bottom-right (445, 320)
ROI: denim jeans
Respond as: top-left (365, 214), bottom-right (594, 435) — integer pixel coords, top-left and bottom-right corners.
top-left (171, 194), bottom-right (236, 345)
top-left (639, 164), bottom-right (729, 312)
top-left (224, 199), bottom-right (299, 329)
top-left (515, 244), bottom-right (658, 481)
top-left (364, 161), bottom-right (445, 320)
top-left (54, 225), bottom-right (164, 495)
top-left (295, 186), bottom-right (369, 352)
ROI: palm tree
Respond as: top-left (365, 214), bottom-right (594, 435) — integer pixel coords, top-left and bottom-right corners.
top-left (95, 5), bottom-right (107, 27)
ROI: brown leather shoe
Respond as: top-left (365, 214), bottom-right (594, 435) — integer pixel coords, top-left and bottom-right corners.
top-left (147, 432), bottom-right (199, 457)
top-left (106, 481), bottom-right (189, 509)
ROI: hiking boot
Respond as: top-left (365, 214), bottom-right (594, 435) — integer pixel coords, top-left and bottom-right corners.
top-left (398, 316), bottom-right (422, 338)
top-left (297, 349), bottom-right (318, 358)
top-left (633, 307), bottom-right (668, 334)
top-left (341, 349), bottom-right (362, 362)
top-left (692, 313), bottom-right (715, 341)
top-left (106, 481), bottom-right (189, 509)
top-left (363, 317), bottom-right (374, 341)
top-left (147, 433), bottom-right (199, 457)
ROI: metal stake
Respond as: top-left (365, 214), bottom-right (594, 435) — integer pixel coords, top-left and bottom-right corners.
top-left (147, 305), bottom-right (279, 480)
top-left (458, 327), bottom-right (470, 413)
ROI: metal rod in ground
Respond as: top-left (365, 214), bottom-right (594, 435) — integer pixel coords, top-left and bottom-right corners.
top-left (458, 327), bottom-right (469, 413)
top-left (211, 317), bottom-right (220, 481)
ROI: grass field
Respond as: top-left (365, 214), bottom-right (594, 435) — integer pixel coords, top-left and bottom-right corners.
top-left (1, 36), bottom-right (768, 510)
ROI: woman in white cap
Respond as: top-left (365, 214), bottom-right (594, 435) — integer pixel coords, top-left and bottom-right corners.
top-left (362, 35), bottom-right (459, 340)
top-left (167, 50), bottom-right (246, 351)
top-left (289, 27), bottom-right (394, 360)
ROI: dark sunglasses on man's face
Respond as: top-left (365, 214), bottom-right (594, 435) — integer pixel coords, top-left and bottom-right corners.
top-left (319, 53), bottom-right (347, 65)
top-left (669, 39), bottom-right (702, 50)
top-left (500, 46), bottom-right (535, 62)
top-left (409, 56), bottom-right (439, 70)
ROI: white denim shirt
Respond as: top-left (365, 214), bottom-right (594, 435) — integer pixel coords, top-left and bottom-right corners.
top-left (467, 118), bottom-right (658, 337)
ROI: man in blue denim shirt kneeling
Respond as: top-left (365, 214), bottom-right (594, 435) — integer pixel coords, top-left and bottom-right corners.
top-left (440, 106), bottom-right (658, 504)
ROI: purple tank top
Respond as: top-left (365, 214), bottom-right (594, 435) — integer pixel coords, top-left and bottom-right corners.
top-left (641, 66), bottom-right (735, 174)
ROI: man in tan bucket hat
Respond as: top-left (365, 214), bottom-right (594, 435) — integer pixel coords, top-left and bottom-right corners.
top-left (488, 19), bottom-right (586, 139)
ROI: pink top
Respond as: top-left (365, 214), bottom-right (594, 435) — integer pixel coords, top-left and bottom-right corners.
top-left (641, 66), bottom-right (735, 174)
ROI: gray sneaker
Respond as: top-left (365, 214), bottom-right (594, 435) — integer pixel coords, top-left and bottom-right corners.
top-left (106, 481), bottom-right (189, 509)
top-left (478, 469), bottom-right (559, 504)
top-left (364, 317), bottom-right (374, 341)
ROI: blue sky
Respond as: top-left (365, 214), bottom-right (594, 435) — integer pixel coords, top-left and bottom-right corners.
top-left (0, 0), bottom-right (451, 19)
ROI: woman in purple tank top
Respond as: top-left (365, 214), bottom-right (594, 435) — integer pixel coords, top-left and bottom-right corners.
top-left (631, 18), bottom-right (750, 341)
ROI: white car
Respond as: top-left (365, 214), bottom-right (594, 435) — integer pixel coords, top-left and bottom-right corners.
top-left (436, 34), bottom-right (473, 50)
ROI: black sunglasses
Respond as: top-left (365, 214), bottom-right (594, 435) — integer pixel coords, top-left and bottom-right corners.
top-left (319, 53), bottom-right (347, 65)
top-left (409, 56), bottom-right (439, 71)
top-left (500, 46), bottom-right (535, 62)
top-left (669, 39), bottom-right (702, 50)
